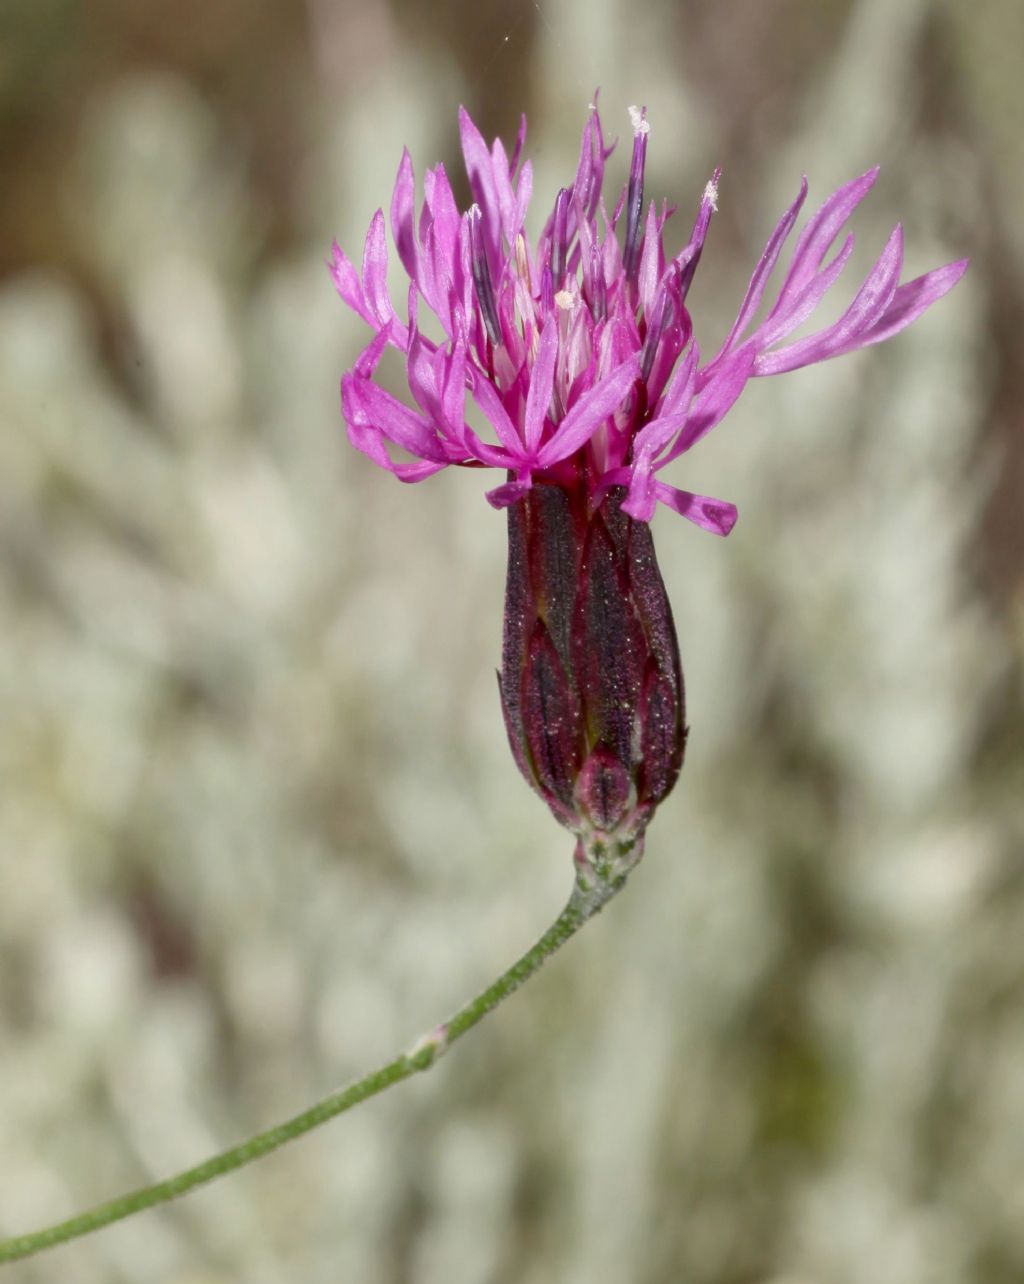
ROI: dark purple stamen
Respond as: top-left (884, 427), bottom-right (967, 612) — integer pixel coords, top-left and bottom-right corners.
top-left (678, 250), bottom-right (702, 305)
top-left (678, 170), bottom-right (719, 304)
top-left (640, 266), bottom-right (679, 382)
top-left (622, 110), bottom-right (648, 281)
top-left (468, 204), bottom-right (502, 347)
top-left (584, 236), bottom-right (606, 322)
top-left (551, 187), bottom-right (571, 287)
top-left (540, 262), bottom-right (554, 315)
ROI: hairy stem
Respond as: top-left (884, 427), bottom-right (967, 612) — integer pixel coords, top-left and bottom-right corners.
top-left (0, 870), bottom-right (623, 1267)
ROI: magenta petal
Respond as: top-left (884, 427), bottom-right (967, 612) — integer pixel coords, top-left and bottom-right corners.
top-left (745, 234), bottom-right (854, 357)
top-left (391, 459), bottom-right (448, 483)
top-left (441, 340), bottom-right (468, 439)
top-left (715, 176), bottom-right (808, 359)
top-left (653, 482), bottom-right (738, 535)
top-left (458, 106), bottom-right (502, 268)
top-left (769, 167), bottom-right (879, 317)
top-left (757, 224), bottom-right (904, 375)
top-left (512, 160), bottom-right (533, 246)
top-left (423, 164), bottom-right (461, 283)
top-left (352, 324), bottom-right (391, 379)
top-left (361, 212), bottom-right (408, 351)
top-left (664, 345), bottom-right (754, 462)
top-left (329, 240), bottom-right (376, 329)
top-left (536, 354), bottom-right (641, 468)
top-left (830, 224), bottom-right (904, 333)
top-left (490, 135), bottom-right (518, 249)
top-left (833, 257), bottom-right (969, 355)
top-left (469, 371), bottom-right (530, 460)
top-left (406, 329), bottom-right (444, 420)
top-left (646, 342), bottom-right (699, 435)
top-left (637, 202), bottom-right (663, 318)
top-left (348, 378), bottom-right (450, 463)
top-left (362, 211), bottom-right (393, 323)
top-left (524, 321), bottom-right (559, 451)
top-left (461, 424), bottom-right (520, 469)
top-left (390, 149), bottom-right (418, 281)
top-left (342, 369), bottom-right (448, 482)
top-left (485, 476), bottom-right (534, 509)
top-left (621, 452), bottom-right (657, 521)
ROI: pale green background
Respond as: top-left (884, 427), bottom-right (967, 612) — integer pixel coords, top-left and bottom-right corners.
top-left (1, 0), bottom-right (1022, 1281)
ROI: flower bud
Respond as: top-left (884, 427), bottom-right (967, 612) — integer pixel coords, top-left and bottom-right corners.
top-left (499, 483), bottom-right (686, 853)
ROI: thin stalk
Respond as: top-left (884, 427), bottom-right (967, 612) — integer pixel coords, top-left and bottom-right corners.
top-left (0, 871), bottom-right (622, 1267)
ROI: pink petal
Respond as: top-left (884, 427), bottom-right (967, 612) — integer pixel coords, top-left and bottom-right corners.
top-left (406, 328), bottom-right (443, 420)
top-left (757, 224), bottom-right (904, 375)
top-left (620, 452), bottom-right (658, 521)
top-left (768, 167), bottom-right (879, 318)
top-left (633, 343), bottom-right (700, 456)
top-left (391, 459), bottom-right (448, 483)
top-left (744, 234), bottom-right (854, 357)
top-left (441, 340), bottom-right (468, 440)
top-left (524, 321), bottom-right (559, 451)
top-left (362, 210), bottom-right (393, 325)
top-left (485, 476), bottom-right (534, 509)
top-left (462, 423), bottom-right (521, 469)
top-left (423, 164), bottom-right (461, 276)
top-left (329, 240), bottom-right (375, 329)
top-left (637, 202), bottom-right (663, 319)
top-left (653, 482), bottom-right (738, 534)
top-left (390, 148), bottom-right (418, 281)
top-left (512, 160), bottom-right (533, 248)
top-left (458, 106), bottom-right (502, 270)
top-left (714, 176), bottom-right (808, 359)
top-left (406, 327), bottom-right (467, 451)
top-left (490, 135), bottom-right (517, 249)
top-left (663, 345), bottom-right (754, 462)
top-left (833, 257), bottom-right (969, 355)
top-left (656, 341), bottom-right (700, 418)
top-left (468, 370), bottom-right (529, 460)
top-left (536, 354), bottom-right (641, 467)
top-left (352, 324), bottom-right (391, 378)
top-left (347, 377), bottom-right (450, 463)
top-left (342, 370), bottom-right (448, 484)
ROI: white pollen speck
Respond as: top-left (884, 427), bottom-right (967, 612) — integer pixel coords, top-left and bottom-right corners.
top-left (703, 178), bottom-right (719, 211)
top-left (554, 289), bottom-right (576, 310)
top-left (628, 105), bottom-right (650, 137)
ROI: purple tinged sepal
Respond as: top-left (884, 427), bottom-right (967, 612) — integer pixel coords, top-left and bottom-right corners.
top-left (499, 483), bottom-right (686, 852)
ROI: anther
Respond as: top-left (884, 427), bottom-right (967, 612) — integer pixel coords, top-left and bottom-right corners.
top-left (640, 266), bottom-right (678, 382)
top-left (540, 262), bottom-right (554, 315)
top-left (468, 205), bottom-right (503, 347)
top-left (623, 106), bottom-right (649, 281)
top-left (551, 187), bottom-right (571, 288)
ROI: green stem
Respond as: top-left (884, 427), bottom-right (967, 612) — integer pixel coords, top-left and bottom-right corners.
top-left (0, 871), bottom-right (621, 1267)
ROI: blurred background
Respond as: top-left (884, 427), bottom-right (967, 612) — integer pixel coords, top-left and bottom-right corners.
top-left (1, 0), bottom-right (1022, 1281)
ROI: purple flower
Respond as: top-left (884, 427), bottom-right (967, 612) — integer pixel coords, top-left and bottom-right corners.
top-left (331, 104), bottom-right (966, 862)
top-left (332, 103), bottom-right (967, 537)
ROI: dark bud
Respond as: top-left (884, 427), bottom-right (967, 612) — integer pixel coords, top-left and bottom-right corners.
top-left (499, 483), bottom-right (686, 849)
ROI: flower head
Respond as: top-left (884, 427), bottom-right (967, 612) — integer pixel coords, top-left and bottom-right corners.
top-left (332, 102), bottom-right (967, 535)
top-left (331, 104), bottom-right (967, 863)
